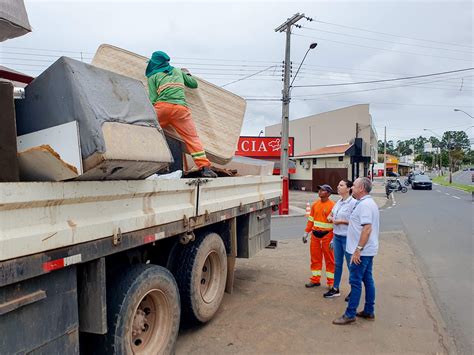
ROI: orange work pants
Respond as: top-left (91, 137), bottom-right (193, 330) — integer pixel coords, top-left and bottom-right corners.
top-left (309, 233), bottom-right (335, 286)
top-left (153, 102), bottom-right (211, 168)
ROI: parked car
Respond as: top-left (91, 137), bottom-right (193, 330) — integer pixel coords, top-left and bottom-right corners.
top-left (411, 174), bottom-right (432, 190)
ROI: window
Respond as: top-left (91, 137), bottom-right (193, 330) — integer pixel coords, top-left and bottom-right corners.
top-left (338, 156), bottom-right (344, 162)
top-left (312, 158), bottom-right (317, 164)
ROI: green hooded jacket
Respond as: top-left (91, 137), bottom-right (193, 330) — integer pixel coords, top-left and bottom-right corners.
top-left (147, 68), bottom-right (198, 107)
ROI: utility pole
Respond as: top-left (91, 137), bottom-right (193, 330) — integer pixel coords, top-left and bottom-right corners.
top-left (448, 131), bottom-right (453, 183)
top-left (275, 13), bottom-right (306, 215)
top-left (383, 126), bottom-right (387, 184)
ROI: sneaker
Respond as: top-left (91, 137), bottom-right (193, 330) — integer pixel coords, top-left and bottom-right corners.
top-left (305, 282), bottom-right (321, 288)
top-left (323, 288), bottom-right (341, 298)
top-left (345, 292), bottom-right (351, 302)
top-left (356, 311), bottom-right (375, 320)
top-left (332, 315), bottom-right (356, 325)
top-left (199, 167), bottom-right (217, 178)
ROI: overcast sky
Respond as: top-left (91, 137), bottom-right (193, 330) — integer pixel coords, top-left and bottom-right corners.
top-left (2, 0), bottom-right (473, 144)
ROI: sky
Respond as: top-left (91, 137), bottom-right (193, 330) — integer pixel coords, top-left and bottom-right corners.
top-left (2, 0), bottom-right (473, 144)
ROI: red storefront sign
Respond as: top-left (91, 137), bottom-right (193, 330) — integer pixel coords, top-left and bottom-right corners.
top-left (235, 137), bottom-right (294, 158)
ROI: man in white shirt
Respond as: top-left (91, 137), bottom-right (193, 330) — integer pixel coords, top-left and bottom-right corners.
top-left (333, 177), bottom-right (380, 325)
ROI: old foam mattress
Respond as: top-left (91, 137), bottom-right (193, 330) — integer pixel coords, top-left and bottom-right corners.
top-left (91, 44), bottom-right (246, 165)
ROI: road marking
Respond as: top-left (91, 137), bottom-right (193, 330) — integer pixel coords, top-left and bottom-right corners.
top-left (445, 193), bottom-right (450, 196)
top-left (452, 196), bottom-right (461, 199)
top-left (436, 190), bottom-right (441, 192)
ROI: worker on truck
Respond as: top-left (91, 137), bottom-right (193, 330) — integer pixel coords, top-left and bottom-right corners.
top-left (146, 51), bottom-right (217, 178)
top-left (302, 184), bottom-right (336, 288)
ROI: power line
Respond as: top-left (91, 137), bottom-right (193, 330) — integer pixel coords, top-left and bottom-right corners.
top-left (244, 97), bottom-right (473, 108)
top-left (312, 19), bottom-right (473, 49)
top-left (0, 51), bottom-right (93, 60)
top-left (221, 65), bottom-right (278, 87)
top-left (1, 45), bottom-right (95, 54)
top-left (293, 68), bottom-right (474, 88)
top-left (300, 26), bottom-right (473, 55)
top-left (3, 57), bottom-right (471, 90)
top-left (292, 69), bottom-right (472, 90)
top-left (291, 75), bottom-right (473, 98)
top-left (375, 124), bottom-right (473, 131)
top-left (293, 33), bottom-right (473, 62)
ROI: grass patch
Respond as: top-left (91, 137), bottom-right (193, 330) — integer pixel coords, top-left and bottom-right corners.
top-left (432, 175), bottom-right (474, 193)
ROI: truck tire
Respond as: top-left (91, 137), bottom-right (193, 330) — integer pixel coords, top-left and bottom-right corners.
top-left (176, 232), bottom-right (227, 324)
top-left (104, 264), bottom-right (180, 355)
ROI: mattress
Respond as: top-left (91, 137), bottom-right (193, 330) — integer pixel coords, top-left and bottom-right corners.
top-left (91, 44), bottom-right (246, 165)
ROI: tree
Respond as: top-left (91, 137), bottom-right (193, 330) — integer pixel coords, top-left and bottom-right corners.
top-left (377, 139), bottom-right (397, 156)
top-left (462, 150), bottom-right (474, 165)
top-left (441, 131), bottom-right (470, 151)
top-left (450, 149), bottom-right (465, 170)
top-left (396, 140), bottom-right (413, 156)
top-left (414, 136), bottom-right (428, 155)
top-left (440, 131), bottom-right (471, 172)
top-left (415, 153), bottom-right (432, 166)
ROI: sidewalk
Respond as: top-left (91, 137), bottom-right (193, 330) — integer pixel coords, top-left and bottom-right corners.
top-left (175, 230), bottom-right (455, 354)
top-left (276, 180), bottom-right (390, 218)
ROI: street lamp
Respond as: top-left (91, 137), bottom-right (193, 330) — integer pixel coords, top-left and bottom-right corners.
top-left (258, 130), bottom-right (264, 137)
top-left (454, 108), bottom-right (473, 119)
top-left (290, 43), bottom-right (318, 89)
top-left (279, 41), bottom-right (317, 215)
top-left (424, 128), bottom-right (452, 183)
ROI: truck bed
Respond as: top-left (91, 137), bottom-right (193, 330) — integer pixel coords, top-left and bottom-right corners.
top-left (0, 176), bottom-right (281, 261)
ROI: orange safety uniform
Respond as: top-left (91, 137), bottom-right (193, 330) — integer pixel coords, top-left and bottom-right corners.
top-left (305, 199), bottom-right (336, 286)
top-left (153, 102), bottom-right (211, 168)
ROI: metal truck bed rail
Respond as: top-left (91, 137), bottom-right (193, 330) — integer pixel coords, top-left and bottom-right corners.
top-left (0, 176), bottom-right (281, 261)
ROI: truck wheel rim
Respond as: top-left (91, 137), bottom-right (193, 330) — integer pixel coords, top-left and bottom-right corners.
top-left (200, 251), bottom-right (221, 304)
top-left (131, 289), bottom-right (171, 354)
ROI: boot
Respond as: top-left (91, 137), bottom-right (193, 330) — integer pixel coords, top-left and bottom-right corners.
top-left (199, 166), bottom-right (217, 178)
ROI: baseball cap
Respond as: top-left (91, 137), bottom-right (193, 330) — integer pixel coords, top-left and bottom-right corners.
top-left (317, 184), bottom-right (334, 194)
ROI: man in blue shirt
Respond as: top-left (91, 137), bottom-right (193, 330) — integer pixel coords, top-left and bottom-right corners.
top-left (333, 177), bottom-right (380, 325)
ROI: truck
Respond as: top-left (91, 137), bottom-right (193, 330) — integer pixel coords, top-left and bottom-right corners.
top-left (0, 175), bottom-right (281, 354)
top-left (1, 6), bottom-right (282, 351)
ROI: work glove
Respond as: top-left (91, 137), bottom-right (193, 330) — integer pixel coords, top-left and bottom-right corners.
top-left (302, 232), bottom-right (309, 244)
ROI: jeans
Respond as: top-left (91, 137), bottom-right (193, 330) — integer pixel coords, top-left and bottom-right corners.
top-left (332, 234), bottom-right (351, 289)
top-left (344, 254), bottom-right (376, 318)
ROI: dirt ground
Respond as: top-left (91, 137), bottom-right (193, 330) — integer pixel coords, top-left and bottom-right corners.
top-left (175, 231), bottom-right (455, 354)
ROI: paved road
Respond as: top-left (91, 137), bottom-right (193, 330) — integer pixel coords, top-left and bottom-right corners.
top-left (453, 170), bottom-right (473, 185)
top-left (382, 183), bottom-right (473, 354)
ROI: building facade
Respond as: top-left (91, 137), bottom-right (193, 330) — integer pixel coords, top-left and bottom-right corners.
top-left (265, 104), bottom-right (378, 191)
top-left (265, 104), bottom-right (378, 161)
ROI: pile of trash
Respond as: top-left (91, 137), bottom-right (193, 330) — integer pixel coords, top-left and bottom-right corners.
top-left (1, 2), bottom-right (274, 182)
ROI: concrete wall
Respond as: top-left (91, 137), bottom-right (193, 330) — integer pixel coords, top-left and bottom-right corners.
top-left (266, 104), bottom-right (378, 162)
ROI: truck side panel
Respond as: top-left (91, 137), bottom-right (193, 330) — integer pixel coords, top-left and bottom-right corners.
top-left (237, 207), bottom-right (272, 258)
top-left (197, 176), bottom-right (281, 215)
top-left (0, 180), bottom-right (196, 261)
top-left (0, 267), bottom-right (79, 354)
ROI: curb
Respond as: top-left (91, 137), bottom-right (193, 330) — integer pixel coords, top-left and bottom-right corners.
top-left (272, 213), bottom-right (305, 219)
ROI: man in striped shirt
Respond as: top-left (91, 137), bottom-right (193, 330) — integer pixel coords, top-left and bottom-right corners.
top-left (146, 51), bottom-right (217, 178)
